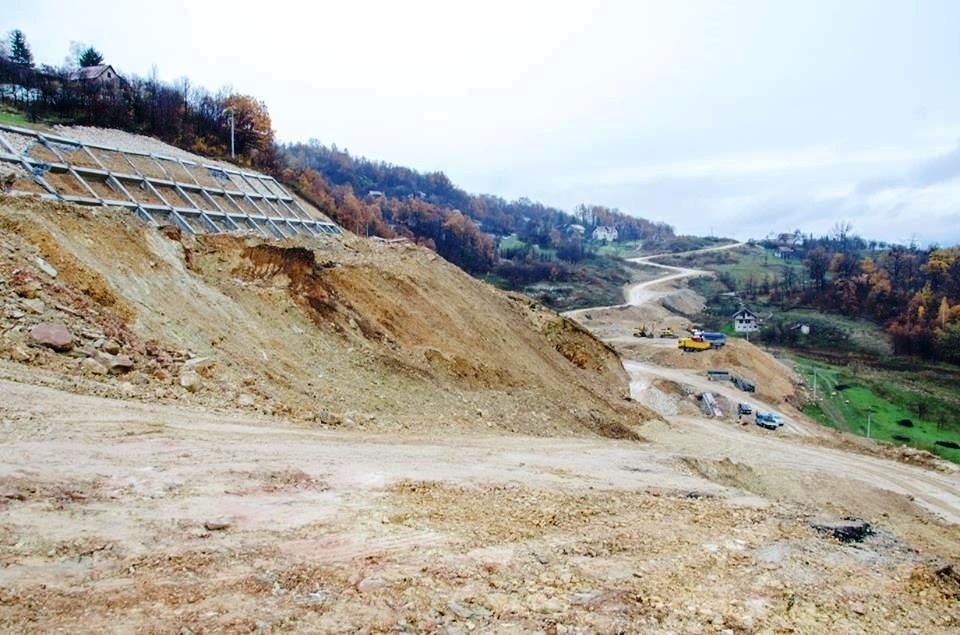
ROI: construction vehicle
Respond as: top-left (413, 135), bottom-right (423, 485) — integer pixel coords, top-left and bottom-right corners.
top-left (633, 324), bottom-right (654, 338)
top-left (731, 375), bottom-right (756, 392)
top-left (678, 337), bottom-right (712, 352)
top-left (659, 327), bottom-right (677, 338)
top-left (700, 331), bottom-right (727, 347)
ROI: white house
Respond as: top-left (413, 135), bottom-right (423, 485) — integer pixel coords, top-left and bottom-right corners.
top-left (592, 225), bottom-right (618, 241)
top-left (732, 307), bottom-right (761, 333)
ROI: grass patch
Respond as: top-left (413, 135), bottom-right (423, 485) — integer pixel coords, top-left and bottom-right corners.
top-left (791, 354), bottom-right (960, 463)
top-left (0, 109), bottom-right (30, 126)
top-left (594, 240), bottom-right (643, 258)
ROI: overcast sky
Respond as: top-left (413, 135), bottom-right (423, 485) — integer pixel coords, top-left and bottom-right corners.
top-left (5, 1), bottom-right (960, 244)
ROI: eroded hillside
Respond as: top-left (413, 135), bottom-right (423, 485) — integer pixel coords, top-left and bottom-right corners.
top-left (0, 196), bottom-right (653, 438)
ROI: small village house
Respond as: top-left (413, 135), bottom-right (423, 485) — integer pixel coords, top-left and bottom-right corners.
top-left (67, 64), bottom-right (123, 86)
top-left (732, 307), bottom-right (761, 333)
top-left (592, 225), bottom-right (618, 241)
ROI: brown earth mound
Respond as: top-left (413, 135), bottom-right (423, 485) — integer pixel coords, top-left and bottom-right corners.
top-left (641, 339), bottom-right (800, 408)
top-left (0, 196), bottom-right (654, 438)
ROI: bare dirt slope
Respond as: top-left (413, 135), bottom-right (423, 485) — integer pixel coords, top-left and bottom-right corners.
top-left (0, 196), bottom-right (650, 438)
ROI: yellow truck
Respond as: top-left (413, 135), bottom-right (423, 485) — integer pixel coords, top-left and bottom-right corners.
top-left (678, 337), bottom-right (712, 352)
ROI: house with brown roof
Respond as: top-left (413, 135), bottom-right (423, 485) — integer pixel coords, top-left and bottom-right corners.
top-left (68, 64), bottom-right (124, 86)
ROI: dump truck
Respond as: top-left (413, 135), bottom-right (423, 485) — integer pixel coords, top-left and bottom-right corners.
top-left (678, 337), bottom-right (712, 352)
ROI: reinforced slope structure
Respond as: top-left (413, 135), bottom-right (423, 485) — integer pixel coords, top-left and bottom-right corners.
top-left (0, 123), bottom-right (341, 238)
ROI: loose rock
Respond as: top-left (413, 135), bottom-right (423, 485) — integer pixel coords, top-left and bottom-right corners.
top-left (203, 519), bottom-right (232, 531)
top-left (356, 577), bottom-right (388, 593)
top-left (29, 323), bottom-right (74, 351)
top-left (35, 256), bottom-right (58, 278)
top-left (22, 298), bottom-right (45, 314)
top-left (101, 339), bottom-right (121, 355)
top-left (179, 369), bottom-right (202, 392)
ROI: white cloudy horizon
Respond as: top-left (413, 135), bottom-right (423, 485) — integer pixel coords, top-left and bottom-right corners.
top-left (4, 0), bottom-right (960, 245)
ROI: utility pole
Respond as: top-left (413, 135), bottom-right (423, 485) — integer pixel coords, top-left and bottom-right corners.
top-left (229, 110), bottom-right (235, 159)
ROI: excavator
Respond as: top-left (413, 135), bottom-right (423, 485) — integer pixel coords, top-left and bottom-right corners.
top-left (633, 323), bottom-right (654, 338)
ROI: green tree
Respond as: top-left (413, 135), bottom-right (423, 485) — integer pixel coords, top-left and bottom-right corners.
top-left (78, 46), bottom-right (103, 67)
top-left (9, 29), bottom-right (33, 67)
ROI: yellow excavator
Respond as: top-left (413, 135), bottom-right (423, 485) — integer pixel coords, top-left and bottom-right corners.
top-left (633, 324), bottom-right (654, 338)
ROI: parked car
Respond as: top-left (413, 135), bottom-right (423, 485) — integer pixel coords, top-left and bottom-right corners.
top-left (755, 412), bottom-right (784, 430)
top-left (738, 402), bottom-right (753, 415)
top-left (731, 375), bottom-right (756, 392)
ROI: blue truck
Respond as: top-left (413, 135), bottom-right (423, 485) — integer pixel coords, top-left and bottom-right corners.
top-left (699, 332), bottom-right (727, 347)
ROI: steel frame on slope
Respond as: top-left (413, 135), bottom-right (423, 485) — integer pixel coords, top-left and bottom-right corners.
top-left (0, 123), bottom-right (341, 237)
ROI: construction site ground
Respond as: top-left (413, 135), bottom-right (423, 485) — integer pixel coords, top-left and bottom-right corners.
top-left (1, 141), bottom-right (960, 631)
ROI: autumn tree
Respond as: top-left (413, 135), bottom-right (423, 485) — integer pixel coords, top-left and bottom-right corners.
top-left (222, 94), bottom-right (277, 169)
top-left (8, 30), bottom-right (33, 67)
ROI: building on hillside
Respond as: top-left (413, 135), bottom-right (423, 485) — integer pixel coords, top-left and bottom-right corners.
top-left (592, 225), bottom-right (618, 241)
top-left (775, 245), bottom-right (795, 259)
top-left (366, 190), bottom-right (385, 199)
top-left (732, 307), bottom-right (761, 333)
top-left (568, 224), bottom-right (585, 236)
top-left (68, 64), bottom-right (124, 86)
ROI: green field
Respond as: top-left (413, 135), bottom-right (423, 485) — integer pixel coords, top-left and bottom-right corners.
top-left (595, 240), bottom-right (643, 258)
top-left (668, 244), bottom-right (805, 287)
top-left (497, 234), bottom-right (556, 259)
top-left (790, 354), bottom-right (960, 463)
top-left (0, 109), bottom-right (30, 126)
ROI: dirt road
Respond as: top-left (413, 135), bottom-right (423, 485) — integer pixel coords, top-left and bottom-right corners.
top-left (623, 359), bottom-right (810, 436)
top-left (565, 241), bottom-right (743, 318)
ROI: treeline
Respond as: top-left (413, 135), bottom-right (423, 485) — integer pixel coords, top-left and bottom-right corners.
top-left (281, 141), bottom-right (673, 277)
top-left (288, 169), bottom-right (496, 274)
top-left (0, 32), bottom-right (276, 170)
top-left (281, 141), bottom-right (672, 241)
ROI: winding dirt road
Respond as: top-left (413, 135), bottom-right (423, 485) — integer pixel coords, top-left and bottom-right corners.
top-left (566, 241), bottom-right (960, 524)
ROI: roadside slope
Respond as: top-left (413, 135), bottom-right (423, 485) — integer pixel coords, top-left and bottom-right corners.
top-left (0, 196), bottom-right (652, 438)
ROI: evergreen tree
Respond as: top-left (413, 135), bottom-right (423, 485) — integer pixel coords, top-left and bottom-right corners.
top-left (78, 46), bottom-right (103, 67)
top-left (9, 30), bottom-right (33, 67)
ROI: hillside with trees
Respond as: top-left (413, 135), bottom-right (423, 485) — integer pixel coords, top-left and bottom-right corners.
top-left (686, 224), bottom-right (960, 365)
top-left (1, 29), bottom-right (672, 292)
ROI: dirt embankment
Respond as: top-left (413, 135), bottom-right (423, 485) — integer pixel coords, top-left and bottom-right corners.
top-left (0, 196), bottom-right (653, 438)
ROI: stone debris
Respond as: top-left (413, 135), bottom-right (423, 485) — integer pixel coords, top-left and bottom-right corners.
top-left (202, 519), bottom-right (232, 531)
top-left (179, 369), bottom-right (202, 392)
top-left (29, 323), bottom-right (74, 351)
top-left (810, 517), bottom-right (873, 543)
top-left (34, 256), bottom-right (58, 278)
